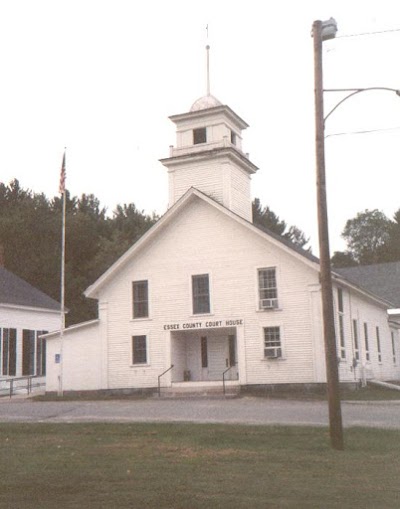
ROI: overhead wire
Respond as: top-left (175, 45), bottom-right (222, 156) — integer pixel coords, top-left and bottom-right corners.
top-left (336, 27), bottom-right (400, 39)
top-left (326, 126), bottom-right (400, 138)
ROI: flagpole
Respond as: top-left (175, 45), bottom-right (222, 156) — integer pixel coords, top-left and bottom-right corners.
top-left (58, 149), bottom-right (66, 397)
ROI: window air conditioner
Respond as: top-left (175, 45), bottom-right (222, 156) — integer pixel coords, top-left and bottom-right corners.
top-left (260, 298), bottom-right (278, 310)
top-left (265, 348), bottom-right (281, 359)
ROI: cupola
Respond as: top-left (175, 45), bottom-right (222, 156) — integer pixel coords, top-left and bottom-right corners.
top-left (159, 46), bottom-right (258, 222)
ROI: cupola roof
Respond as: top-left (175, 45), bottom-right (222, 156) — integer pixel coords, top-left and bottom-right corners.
top-left (190, 94), bottom-right (222, 112)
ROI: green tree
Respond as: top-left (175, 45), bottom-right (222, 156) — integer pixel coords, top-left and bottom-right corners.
top-left (341, 209), bottom-right (392, 265)
top-left (0, 180), bottom-right (157, 326)
top-left (331, 250), bottom-right (358, 268)
top-left (252, 198), bottom-right (310, 250)
top-left (385, 209), bottom-right (400, 262)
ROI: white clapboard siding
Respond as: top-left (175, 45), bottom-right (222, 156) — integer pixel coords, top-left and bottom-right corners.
top-left (46, 321), bottom-right (101, 392)
top-left (45, 193), bottom-right (399, 392)
top-left (99, 196), bottom-right (323, 389)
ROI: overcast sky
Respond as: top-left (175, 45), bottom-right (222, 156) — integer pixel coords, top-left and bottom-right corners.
top-left (0, 0), bottom-right (399, 254)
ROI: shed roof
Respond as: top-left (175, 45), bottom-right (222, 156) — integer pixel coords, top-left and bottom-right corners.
top-left (0, 266), bottom-right (60, 311)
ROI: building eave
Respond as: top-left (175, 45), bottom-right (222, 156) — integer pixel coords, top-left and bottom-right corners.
top-left (160, 147), bottom-right (258, 174)
top-left (0, 303), bottom-right (61, 315)
top-left (169, 105), bottom-right (249, 130)
top-left (41, 319), bottom-right (100, 339)
top-left (84, 187), bottom-right (393, 309)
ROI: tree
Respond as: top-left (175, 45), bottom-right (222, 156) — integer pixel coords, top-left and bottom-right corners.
top-left (331, 251), bottom-right (357, 268)
top-left (341, 209), bottom-right (392, 265)
top-left (252, 198), bottom-right (310, 250)
top-left (0, 180), bottom-right (157, 326)
top-left (385, 209), bottom-right (400, 262)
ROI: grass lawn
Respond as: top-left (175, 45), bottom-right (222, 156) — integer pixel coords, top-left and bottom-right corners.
top-left (0, 423), bottom-right (400, 508)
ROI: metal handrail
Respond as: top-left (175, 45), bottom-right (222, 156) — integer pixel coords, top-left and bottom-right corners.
top-left (0, 375), bottom-right (45, 399)
top-left (158, 365), bottom-right (174, 397)
top-left (222, 364), bottom-right (236, 396)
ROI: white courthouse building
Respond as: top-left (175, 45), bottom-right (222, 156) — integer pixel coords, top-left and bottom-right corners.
top-left (45, 91), bottom-right (400, 394)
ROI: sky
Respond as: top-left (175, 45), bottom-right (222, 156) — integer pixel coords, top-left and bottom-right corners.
top-left (0, 0), bottom-right (399, 255)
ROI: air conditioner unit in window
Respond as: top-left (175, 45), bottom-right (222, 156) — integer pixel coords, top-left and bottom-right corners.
top-left (260, 298), bottom-right (278, 310)
top-left (265, 348), bottom-right (281, 359)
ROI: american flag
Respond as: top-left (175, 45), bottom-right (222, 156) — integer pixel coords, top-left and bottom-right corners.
top-left (59, 151), bottom-right (66, 194)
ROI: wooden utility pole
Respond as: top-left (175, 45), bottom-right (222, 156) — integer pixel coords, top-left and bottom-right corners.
top-left (312, 19), bottom-right (344, 451)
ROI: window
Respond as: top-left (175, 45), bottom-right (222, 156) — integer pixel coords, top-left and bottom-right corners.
top-left (193, 127), bottom-right (207, 145)
top-left (22, 329), bottom-right (35, 376)
top-left (201, 337), bottom-right (208, 368)
top-left (192, 274), bottom-right (210, 314)
top-left (132, 335), bottom-right (147, 365)
top-left (263, 326), bottom-right (282, 359)
top-left (337, 289), bottom-right (346, 359)
top-left (364, 323), bottom-right (370, 361)
top-left (392, 331), bottom-right (397, 364)
top-left (338, 288), bottom-right (344, 313)
top-left (352, 319), bottom-right (359, 361)
top-left (376, 326), bottom-right (382, 363)
top-left (132, 280), bottom-right (149, 318)
top-left (36, 331), bottom-right (48, 376)
top-left (230, 130), bottom-right (237, 145)
top-left (2, 328), bottom-right (16, 376)
top-left (258, 268), bottom-right (278, 309)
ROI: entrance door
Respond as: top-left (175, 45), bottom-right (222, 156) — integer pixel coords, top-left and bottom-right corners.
top-left (206, 333), bottom-right (238, 381)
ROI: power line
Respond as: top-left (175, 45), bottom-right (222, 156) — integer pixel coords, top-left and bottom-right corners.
top-left (336, 27), bottom-right (400, 39)
top-left (326, 125), bottom-right (400, 138)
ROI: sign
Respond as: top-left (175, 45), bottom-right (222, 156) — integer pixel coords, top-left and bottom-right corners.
top-left (163, 319), bottom-right (243, 331)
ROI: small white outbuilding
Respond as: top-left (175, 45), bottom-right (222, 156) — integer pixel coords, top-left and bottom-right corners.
top-left (44, 91), bottom-right (400, 395)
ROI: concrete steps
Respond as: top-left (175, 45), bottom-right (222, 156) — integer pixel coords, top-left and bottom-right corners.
top-left (155, 384), bottom-right (241, 399)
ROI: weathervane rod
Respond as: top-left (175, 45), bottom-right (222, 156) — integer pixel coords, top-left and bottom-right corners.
top-left (206, 24), bottom-right (210, 96)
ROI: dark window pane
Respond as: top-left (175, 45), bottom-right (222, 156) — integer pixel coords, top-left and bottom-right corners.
top-left (201, 337), bottom-right (208, 368)
top-left (133, 281), bottom-right (149, 318)
top-left (23, 329), bottom-right (35, 376)
top-left (193, 128), bottom-right (207, 145)
top-left (132, 335), bottom-right (147, 364)
top-left (192, 274), bottom-right (210, 314)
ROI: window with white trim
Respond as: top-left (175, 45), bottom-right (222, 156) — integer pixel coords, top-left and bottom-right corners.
top-left (36, 331), bottom-right (48, 376)
top-left (192, 274), bottom-right (210, 314)
top-left (132, 280), bottom-right (149, 318)
top-left (364, 322), bottom-right (370, 361)
top-left (337, 289), bottom-right (346, 359)
top-left (22, 329), bottom-right (35, 376)
top-left (391, 331), bottom-right (397, 364)
top-left (2, 328), bottom-right (16, 376)
top-left (132, 335), bottom-right (147, 365)
top-left (263, 326), bottom-right (282, 359)
top-left (376, 326), bottom-right (382, 363)
top-left (258, 268), bottom-right (278, 310)
top-left (352, 319), bottom-right (359, 361)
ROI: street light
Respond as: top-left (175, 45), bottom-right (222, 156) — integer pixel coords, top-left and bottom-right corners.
top-left (312, 20), bottom-right (400, 451)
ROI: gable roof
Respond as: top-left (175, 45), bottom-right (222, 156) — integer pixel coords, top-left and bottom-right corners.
top-left (85, 188), bottom-right (321, 298)
top-left (84, 187), bottom-right (391, 309)
top-left (336, 262), bottom-right (400, 308)
top-left (0, 266), bottom-right (60, 311)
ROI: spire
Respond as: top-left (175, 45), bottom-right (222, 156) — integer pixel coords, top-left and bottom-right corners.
top-left (206, 24), bottom-right (210, 96)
